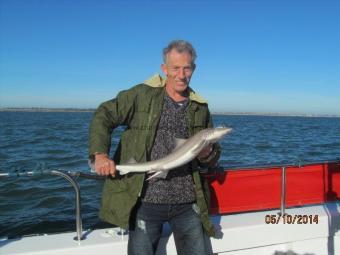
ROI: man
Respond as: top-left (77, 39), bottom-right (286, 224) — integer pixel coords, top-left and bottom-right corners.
top-left (89, 40), bottom-right (220, 255)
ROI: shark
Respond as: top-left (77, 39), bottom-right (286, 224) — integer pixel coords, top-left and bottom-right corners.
top-left (115, 126), bottom-right (232, 179)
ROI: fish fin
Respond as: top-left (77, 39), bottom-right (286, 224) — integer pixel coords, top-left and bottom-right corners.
top-left (174, 138), bottom-right (187, 151)
top-left (155, 170), bottom-right (168, 179)
top-left (117, 167), bottom-right (130, 175)
top-left (146, 170), bottom-right (168, 180)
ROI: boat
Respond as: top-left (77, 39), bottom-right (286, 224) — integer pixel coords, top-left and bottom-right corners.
top-left (1, 160), bottom-right (339, 255)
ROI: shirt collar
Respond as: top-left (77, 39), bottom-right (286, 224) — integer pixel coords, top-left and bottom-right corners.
top-left (143, 73), bottom-right (208, 104)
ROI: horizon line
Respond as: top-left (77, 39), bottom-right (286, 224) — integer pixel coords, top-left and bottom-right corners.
top-left (0, 107), bottom-right (339, 118)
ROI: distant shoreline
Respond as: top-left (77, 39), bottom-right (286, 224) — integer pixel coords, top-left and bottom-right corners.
top-left (0, 107), bottom-right (339, 118)
top-left (213, 112), bottom-right (340, 118)
top-left (0, 107), bottom-right (94, 113)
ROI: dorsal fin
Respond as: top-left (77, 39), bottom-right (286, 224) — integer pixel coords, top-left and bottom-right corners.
top-left (174, 138), bottom-right (187, 151)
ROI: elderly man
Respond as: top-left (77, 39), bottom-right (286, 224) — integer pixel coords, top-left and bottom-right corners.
top-left (89, 40), bottom-right (220, 255)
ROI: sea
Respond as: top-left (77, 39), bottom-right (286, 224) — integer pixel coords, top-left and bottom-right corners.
top-left (1, 111), bottom-right (340, 238)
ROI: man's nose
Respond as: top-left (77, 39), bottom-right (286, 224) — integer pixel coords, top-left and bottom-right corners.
top-left (178, 68), bottom-right (185, 79)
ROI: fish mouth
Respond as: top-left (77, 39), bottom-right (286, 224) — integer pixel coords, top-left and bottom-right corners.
top-left (221, 127), bottom-right (232, 135)
top-left (205, 127), bottom-right (232, 143)
top-left (215, 127), bottom-right (233, 136)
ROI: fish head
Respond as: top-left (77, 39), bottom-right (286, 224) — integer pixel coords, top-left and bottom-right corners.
top-left (203, 126), bottom-right (232, 144)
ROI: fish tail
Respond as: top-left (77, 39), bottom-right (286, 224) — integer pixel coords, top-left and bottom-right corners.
top-left (117, 167), bottom-right (130, 175)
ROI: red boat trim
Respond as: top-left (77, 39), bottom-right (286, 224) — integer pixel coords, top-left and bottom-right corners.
top-left (205, 162), bottom-right (340, 214)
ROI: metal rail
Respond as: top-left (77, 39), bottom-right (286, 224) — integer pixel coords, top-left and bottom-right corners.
top-left (208, 158), bottom-right (340, 172)
top-left (0, 169), bottom-right (102, 242)
top-left (50, 170), bottom-right (84, 241)
top-left (203, 158), bottom-right (340, 215)
top-left (280, 166), bottom-right (287, 216)
top-left (1, 158), bottom-right (339, 241)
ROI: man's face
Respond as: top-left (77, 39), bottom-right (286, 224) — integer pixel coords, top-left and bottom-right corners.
top-left (161, 50), bottom-right (195, 94)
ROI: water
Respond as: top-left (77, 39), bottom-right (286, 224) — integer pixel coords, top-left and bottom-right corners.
top-left (0, 112), bottom-right (340, 238)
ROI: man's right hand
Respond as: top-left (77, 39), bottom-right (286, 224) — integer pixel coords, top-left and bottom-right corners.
top-left (94, 153), bottom-right (116, 176)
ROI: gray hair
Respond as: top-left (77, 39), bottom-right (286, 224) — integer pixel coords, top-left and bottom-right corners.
top-left (163, 40), bottom-right (197, 65)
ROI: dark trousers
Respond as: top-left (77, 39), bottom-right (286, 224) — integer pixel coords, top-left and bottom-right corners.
top-left (128, 202), bottom-right (206, 255)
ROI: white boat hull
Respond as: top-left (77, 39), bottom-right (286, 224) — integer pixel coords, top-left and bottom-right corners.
top-left (1, 202), bottom-right (339, 255)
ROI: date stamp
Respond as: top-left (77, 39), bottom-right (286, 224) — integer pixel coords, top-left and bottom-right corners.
top-left (265, 214), bottom-right (319, 224)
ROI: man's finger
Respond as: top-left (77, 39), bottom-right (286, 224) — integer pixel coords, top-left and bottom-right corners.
top-left (199, 144), bottom-right (213, 158)
top-left (99, 166), bottom-right (107, 176)
top-left (109, 161), bottom-right (115, 176)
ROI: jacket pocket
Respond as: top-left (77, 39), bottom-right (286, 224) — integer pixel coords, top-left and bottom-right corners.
top-left (104, 178), bottom-right (128, 193)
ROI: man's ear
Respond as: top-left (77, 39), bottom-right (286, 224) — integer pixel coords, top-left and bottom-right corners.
top-left (161, 63), bottom-right (168, 76)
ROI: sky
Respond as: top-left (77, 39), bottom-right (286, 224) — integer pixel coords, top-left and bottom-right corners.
top-left (1, 0), bottom-right (339, 115)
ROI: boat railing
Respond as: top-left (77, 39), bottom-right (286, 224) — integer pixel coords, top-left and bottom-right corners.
top-left (0, 169), bottom-right (106, 242)
top-left (205, 158), bottom-right (340, 172)
top-left (1, 158), bottom-right (339, 242)
top-left (201, 158), bottom-right (340, 216)
top-left (280, 166), bottom-right (287, 216)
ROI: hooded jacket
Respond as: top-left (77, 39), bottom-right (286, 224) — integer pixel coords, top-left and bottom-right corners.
top-left (89, 74), bottom-right (216, 236)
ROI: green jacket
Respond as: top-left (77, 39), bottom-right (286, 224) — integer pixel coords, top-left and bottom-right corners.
top-left (89, 74), bottom-right (216, 237)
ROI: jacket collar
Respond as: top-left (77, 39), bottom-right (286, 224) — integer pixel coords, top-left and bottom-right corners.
top-left (143, 73), bottom-right (207, 104)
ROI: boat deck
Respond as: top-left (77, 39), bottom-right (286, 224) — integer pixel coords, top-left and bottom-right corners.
top-left (1, 161), bottom-right (339, 254)
top-left (1, 202), bottom-right (339, 255)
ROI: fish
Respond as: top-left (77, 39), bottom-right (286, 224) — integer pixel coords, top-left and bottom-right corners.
top-left (115, 126), bottom-right (232, 179)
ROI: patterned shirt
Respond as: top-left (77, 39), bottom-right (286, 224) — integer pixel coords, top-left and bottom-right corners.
top-left (141, 93), bottom-right (196, 204)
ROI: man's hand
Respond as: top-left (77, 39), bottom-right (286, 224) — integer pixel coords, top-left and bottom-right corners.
top-left (94, 153), bottom-right (116, 176)
top-left (196, 143), bottom-right (221, 168)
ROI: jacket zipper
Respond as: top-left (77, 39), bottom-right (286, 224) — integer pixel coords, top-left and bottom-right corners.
top-left (137, 89), bottom-right (165, 197)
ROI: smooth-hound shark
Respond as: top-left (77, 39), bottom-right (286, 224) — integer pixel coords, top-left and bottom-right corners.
top-left (115, 126), bottom-right (232, 179)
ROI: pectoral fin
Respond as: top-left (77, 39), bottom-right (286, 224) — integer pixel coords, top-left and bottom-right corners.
top-left (146, 170), bottom-right (169, 180)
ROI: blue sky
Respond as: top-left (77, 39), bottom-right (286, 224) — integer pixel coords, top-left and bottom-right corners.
top-left (1, 0), bottom-right (339, 115)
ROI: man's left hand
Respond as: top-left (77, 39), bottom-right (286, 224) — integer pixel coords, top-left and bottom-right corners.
top-left (197, 144), bottom-right (213, 161)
